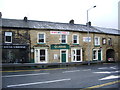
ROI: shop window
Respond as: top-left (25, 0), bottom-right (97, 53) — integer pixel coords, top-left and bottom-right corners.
top-left (5, 32), bottom-right (12, 43)
top-left (73, 35), bottom-right (79, 44)
top-left (108, 38), bottom-right (112, 46)
top-left (37, 33), bottom-right (45, 43)
top-left (61, 35), bottom-right (67, 44)
top-left (94, 37), bottom-right (100, 46)
top-left (35, 49), bottom-right (47, 63)
top-left (72, 49), bottom-right (82, 62)
top-left (102, 38), bottom-right (106, 45)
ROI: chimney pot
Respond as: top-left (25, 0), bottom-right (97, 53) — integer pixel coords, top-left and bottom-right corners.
top-left (69, 19), bottom-right (74, 24)
top-left (24, 16), bottom-right (28, 22)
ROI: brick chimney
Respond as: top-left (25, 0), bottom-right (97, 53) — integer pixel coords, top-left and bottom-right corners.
top-left (86, 21), bottom-right (91, 26)
top-left (24, 16), bottom-right (28, 22)
top-left (69, 19), bottom-right (74, 24)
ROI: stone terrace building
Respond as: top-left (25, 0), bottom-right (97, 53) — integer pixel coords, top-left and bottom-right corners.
top-left (1, 18), bottom-right (120, 63)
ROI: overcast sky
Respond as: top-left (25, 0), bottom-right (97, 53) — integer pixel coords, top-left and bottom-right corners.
top-left (0, 0), bottom-right (119, 29)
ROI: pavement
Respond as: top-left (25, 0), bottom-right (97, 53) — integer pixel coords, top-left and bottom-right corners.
top-left (1, 63), bottom-right (120, 89)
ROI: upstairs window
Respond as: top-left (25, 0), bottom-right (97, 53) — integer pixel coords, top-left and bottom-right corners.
top-left (94, 37), bottom-right (100, 46)
top-left (102, 38), bottom-right (106, 45)
top-left (108, 38), bottom-right (112, 46)
top-left (5, 32), bottom-right (12, 43)
top-left (61, 35), bottom-right (67, 44)
top-left (73, 35), bottom-right (79, 44)
top-left (38, 33), bottom-right (45, 43)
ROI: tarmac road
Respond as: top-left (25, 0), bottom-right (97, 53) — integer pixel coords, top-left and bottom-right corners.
top-left (2, 63), bottom-right (120, 89)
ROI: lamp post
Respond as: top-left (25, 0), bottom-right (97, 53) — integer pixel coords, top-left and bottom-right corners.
top-left (87, 6), bottom-right (96, 65)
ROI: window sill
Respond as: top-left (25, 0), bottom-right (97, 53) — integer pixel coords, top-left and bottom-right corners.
top-left (94, 45), bottom-right (100, 47)
top-left (72, 44), bottom-right (79, 45)
top-left (37, 43), bottom-right (46, 44)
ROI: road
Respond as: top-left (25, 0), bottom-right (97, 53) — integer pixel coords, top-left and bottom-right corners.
top-left (2, 63), bottom-right (120, 89)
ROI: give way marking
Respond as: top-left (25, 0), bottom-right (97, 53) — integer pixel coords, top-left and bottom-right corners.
top-left (99, 75), bottom-right (120, 80)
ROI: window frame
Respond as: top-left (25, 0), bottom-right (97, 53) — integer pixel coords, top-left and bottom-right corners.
top-left (61, 34), bottom-right (67, 44)
top-left (71, 49), bottom-right (82, 62)
top-left (94, 37), bottom-right (100, 46)
top-left (5, 32), bottom-right (12, 43)
top-left (37, 33), bottom-right (46, 44)
top-left (102, 38), bottom-right (106, 45)
top-left (34, 49), bottom-right (48, 63)
top-left (72, 34), bottom-right (79, 44)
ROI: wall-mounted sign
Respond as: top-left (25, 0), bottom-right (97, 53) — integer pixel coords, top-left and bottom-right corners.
top-left (3, 45), bottom-right (26, 49)
top-left (50, 31), bottom-right (69, 35)
top-left (83, 37), bottom-right (91, 42)
top-left (51, 44), bottom-right (70, 49)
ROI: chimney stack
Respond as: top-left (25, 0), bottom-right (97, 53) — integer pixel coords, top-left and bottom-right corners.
top-left (24, 16), bottom-right (28, 22)
top-left (86, 21), bottom-right (91, 26)
top-left (69, 19), bottom-right (74, 24)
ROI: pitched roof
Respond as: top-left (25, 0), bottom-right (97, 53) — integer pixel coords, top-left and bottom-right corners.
top-left (1, 18), bottom-right (120, 35)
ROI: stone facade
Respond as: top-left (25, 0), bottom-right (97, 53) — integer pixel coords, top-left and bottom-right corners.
top-left (1, 18), bottom-right (120, 63)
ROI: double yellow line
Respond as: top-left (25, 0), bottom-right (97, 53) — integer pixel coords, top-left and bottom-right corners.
top-left (0, 67), bottom-right (67, 72)
top-left (81, 80), bottom-right (120, 90)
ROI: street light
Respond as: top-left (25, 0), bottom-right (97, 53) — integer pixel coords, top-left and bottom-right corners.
top-left (87, 5), bottom-right (96, 65)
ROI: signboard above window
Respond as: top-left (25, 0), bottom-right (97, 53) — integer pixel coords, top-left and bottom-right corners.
top-left (83, 37), bottom-right (91, 42)
top-left (50, 31), bottom-right (69, 35)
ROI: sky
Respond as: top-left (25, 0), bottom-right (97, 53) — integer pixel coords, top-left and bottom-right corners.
top-left (0, 0), bottom-right (119, 29)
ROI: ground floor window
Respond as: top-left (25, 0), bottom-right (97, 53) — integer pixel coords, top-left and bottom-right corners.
top-left (34, 49), bottom-right (48, 63)
top-left (93, 49), bottom-right (102, 61)
top-left (71, 49), bottom-right (82, 62)
top-left (2, 49), bottom-right (28, 63)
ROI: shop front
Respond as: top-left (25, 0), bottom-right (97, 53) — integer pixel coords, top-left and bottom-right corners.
top-left (2, 44), bottom-right (29, 63)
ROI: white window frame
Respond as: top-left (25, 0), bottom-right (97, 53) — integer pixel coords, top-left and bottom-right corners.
top-left (71, 48), bottom-right (82, 62)
top-left (94, 37), bottom-right (100, 46)
top-left (5, 32), bottom-right (12, 43)
top-left (37, 32), bottom-right (46, 44)
top-left (72, 34), bottom-right (79, 44)
top-left (93, 49), bottom-right (102, 61)
top-left (61, 35), bottom-right (67, 44)
top-left (34, 48), bottom-right (48, 63)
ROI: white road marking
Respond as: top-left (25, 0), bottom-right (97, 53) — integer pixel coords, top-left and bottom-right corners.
top-left (110, 67), bottom-right (117, 69)
top-left (62, 70), bottom-right (80, 73)
top-left (98, 67), bottom-right (108, 69)
top-left (99, 75), bottom-right (120, 80)
top-left (93, 71), bottom-right (111, 74)
top-left (7, 78), bottom-right (71, 87)
top-left (2, 73), bottom-right (49, 78)
top-left (93, 70), bottom-right (120, 74)
top-left (82, 69), bottom-right (91, 71)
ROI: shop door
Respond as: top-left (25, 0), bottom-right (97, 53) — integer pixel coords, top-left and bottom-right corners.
top-left (61, 51), bottom-right (66, 62)
top-left (98, 50), bottom-right (101, 61)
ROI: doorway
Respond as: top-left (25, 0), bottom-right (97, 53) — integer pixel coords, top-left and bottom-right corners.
top-left (106, 49), bottom-right (115, 62)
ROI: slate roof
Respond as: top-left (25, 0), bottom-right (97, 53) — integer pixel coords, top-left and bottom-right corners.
top-left (1, 18), bottom-right (120, 35)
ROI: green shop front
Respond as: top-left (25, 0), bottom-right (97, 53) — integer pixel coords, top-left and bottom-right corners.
top-left (51, 44), bottom-right (70, 63)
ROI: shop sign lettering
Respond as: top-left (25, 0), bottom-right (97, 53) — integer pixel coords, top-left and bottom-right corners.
top-left (51, 44), bottom-right (70, 49)
top-left (3, 45), bottom-right (26, 49)
top-left (50, 31), bottom-right (69, 35)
